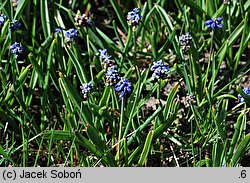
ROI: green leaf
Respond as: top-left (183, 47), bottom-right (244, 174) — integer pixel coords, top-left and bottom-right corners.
top-left (216, 20), bottom-right (244, 58)
top-left (128, 144), bottom-right (143, 166)
top-left (110, 0), bottom-right (128, 31)
top-left (40, 0), bottom-right (51, 38)
top-left (179, 0), bottom-right (208, 18)
top-left (230, 133), bottom-right (250, 167)
top-left (14, 0), bottom-right (29, 20)
top-left (163, 83), bottom-right (179, 118)
top-left (43, 130), bottom-right (72, 141)
top-left (58, 73), bottom-right (91, 125)
top-left (236, 86), bottom-right (250, 105)
top-left (86, 124), bottom-right (116, 166)
top-left (4, 64), bottom-right (32, 102)
top-left (213, 4), bottom-right (226, 18)
top-left (28, 53), bottom-right (44, 80)
top-left (127, 106), bottom-right (162, 145)
top-left (65, 45), bottom-right (88, 84)
top-left (86, 124), bottom-right (107, 153)
top-left (0, 145), bottom-right (14, 164)
top-left (212, 140), bottom-right (224, 167)
top-left (138, 130), bottom-right (154, 167)
top-left (228, 112), bottom-right (246, 161)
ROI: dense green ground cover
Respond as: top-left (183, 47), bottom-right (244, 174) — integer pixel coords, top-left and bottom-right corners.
top-left (0, 0), bottom-right (249, 167)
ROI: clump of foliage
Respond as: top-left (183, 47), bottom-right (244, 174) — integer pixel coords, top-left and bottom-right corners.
top-left (0, 0), bottom-right (249, 167)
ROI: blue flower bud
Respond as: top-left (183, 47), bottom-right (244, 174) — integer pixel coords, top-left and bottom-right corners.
top-left (10, 42), bottom-right (24, 56)
top-left (65, 28), bottom-right (78, 42)
top-left (205, 17), bottom-right (223, 30)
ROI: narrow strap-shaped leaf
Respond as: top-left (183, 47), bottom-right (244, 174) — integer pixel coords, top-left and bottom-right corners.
top-left (0, 145), bottom-right (14, 164)
top-left (110, 0), bottom-right (128, 31)
top-left (28, 53), bottom-right (44, 80)
top-left (14, 0), bottom-right (29, 20)
top-left (128, 144), bottom-right (143, 166)
top-left (179, 0), bottom-right (209, 19)
top-left (58, 73), bottom-right (91, 125)
top-left (138, 130), bottom-right (154, 167)
top-left (228, 112), bottom-right (245, 161)
top-left (4, 64), bottom-right (32, 102)
top-left (163, 83), bottom-right (179, 118)
top-left (236, 86), bottom-right (250, 105)
top-left (65, 46), bottom-right (88, 84)
top-left (127, 106), bottom-right (162, 145)
top-left (230, 133), bottom-right (250, 167)
top-left (86, 124), bottom-right (116, 166)
top-left (216, 20), bottom-right (244, 58)
top-left (40, 0), bottom-right (51, 38)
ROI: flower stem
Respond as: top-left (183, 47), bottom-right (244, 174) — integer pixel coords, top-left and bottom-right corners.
top-left (133, 30), bottom-right (137, 65)
top-left (117, 97), bottom-right (124, 165)
top-left (86, 34), bottom-right (93, 81)
top-left (133, 30), bottom-right (142, 81)
top-left (203, 30), bottom-right (214, 90)
top-left (155, 79), bottom-right (161, 127)
top-left (157, 79), bottom-right (161, 102)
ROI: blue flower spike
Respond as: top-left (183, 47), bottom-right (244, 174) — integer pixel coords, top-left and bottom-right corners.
top-left (151, 60), bottom-right (169, 80)
top-left (97, 49), bottom-right (111, 60)
top-left (179, 32), bottom-right (193, 50)
top-left (0, 14), bottom-right (7, 26)
top-left (74, 11), bottom-right (92, 28)
top-left (205, 17), bottom-right (223, 30)
top-left (80, 82), bottom-right (93, 99)
top-left (65, 28), bottom-right (78, 42)
top-left (97, 49), bottom-right (115, 69)
top-left (10, 42), bottom-right (24, 57)
top-left (127, 8), bottom-right (141, 30)
top-left (10, 20), bottom-right (21, 31)
top-left (238, 87), bottom-right (250, 103)
top-left (105, 66), bottom-right (120, 86)
top-left (115, 77), bottom-right (132, 99)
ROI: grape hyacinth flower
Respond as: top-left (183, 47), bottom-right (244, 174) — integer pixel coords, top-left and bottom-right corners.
top-left (10, 42), bottom-right (24, 57)
top-left (0, 14), bottom-right (7, 26)
top-left (80, 82), bottom-right (93, 99)
top-left (10, 20), bottom-right (21, 31)
top-left (205, 17), bottom-right (223, 30)
top-left (127, 8), bottom-right (141, 28)
top-left (84, 15), bottom-right (92, 27)
top-left (98, 49), bottom-right (110, 60)
top-left (65, 28), bottom-right (78, 42)
top-left (75, 11), bottom-right (92, 28)
top-left (151, 60), bottom-right (169, 80)
top-left (238, 87), bottom-right (250, 103)
top-left (179, 32), bottom-right (193, 50)
top-left (97, 49), bottom-right (115, 69)
top-left (105, 66), bottom-right (120, 86)
top-left (115, 77), bottom-right (132, 99)
top-left (54, 27), bottom-right (64, 35)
